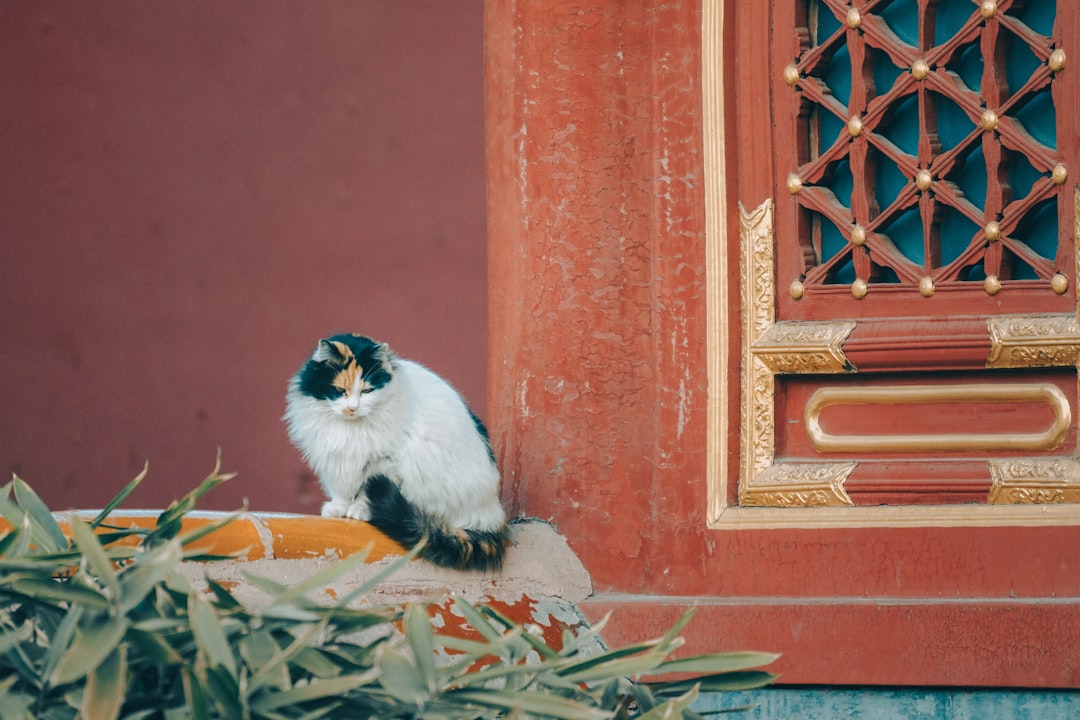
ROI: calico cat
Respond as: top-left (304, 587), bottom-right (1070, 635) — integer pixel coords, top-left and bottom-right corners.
top-left (283, 334), bottom-right (509, 571)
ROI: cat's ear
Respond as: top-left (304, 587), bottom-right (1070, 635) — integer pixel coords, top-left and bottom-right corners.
top-left (312, 339), bottom-right (341, 363)
top-left (374, 342), bottom-right (398, 368)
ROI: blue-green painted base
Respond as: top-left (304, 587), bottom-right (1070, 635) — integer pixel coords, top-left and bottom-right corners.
top-left (695, 687), bottom-right (1080, 719)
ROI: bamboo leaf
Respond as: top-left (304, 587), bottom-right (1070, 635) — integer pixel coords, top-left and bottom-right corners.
top-left (10, 577), bottom-right (111, 611)
top-left (647, 651), bottom-right (780, 677)
top-left (251, 670), bottom-right (380, 712)
top-left (377, 645), bottom-right (429, 705)
top-left (452, 597), bottom-right (504, 643)
top-left (188, 591), bottom-right (237, 677)
top-left (446, 689), bottom-right (612, 720)
top-left (0, 514), bottom-right (31, 558)
top-left (11, 475), bottom-right (68, 552)
top-left (69, 516), bottom-right (121, 601)
top-left (648, 670), bottom-right (779, 696)
top-left (40, 604), bottom-right (84, 685)
top-left (403, 603), bottom-right (437, 694)
top-left (89, 464), bottom-right (148, 529)
top-left (82, 645), bottom-right (127, 720)
top-left (51, 614), bottom-right (130, 685)
top-left (634, 684), bottom-right (700, 720)
top-left (119, 539), bottom-right (183, 613)
top-left (263, 547), bottom-right (374, 607)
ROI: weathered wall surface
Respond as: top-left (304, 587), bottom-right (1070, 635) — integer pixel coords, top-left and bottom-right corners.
top-left (486, 0), bottom-right (709, 596)
top-left (0, 1), bottom-right (487, 512)
top-left (484, 0), bottom-right (1080, 687)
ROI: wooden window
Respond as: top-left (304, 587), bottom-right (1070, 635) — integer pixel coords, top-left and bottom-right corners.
top-left (709, 0), bottom-right (1080, 522)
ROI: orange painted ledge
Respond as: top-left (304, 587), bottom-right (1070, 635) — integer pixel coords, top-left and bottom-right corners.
top-left (0, 511), bottom-right (407, 563)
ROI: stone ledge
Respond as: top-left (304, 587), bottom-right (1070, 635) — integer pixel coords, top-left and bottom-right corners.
top-left (1, 511), bottom-right (595, 649)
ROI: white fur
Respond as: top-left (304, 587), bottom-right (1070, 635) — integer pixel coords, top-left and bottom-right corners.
top-left (284, 356), bottom-right (505, 532)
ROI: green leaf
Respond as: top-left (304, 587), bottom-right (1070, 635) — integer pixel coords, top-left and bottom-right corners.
top-left (51, 614), bottom-right (130, 685)
top-left (0, 514), bottom-right (31, 558)
top-left (558, 648), bottom-right (669, 683)
top-left (89, 464), bottom-right (147, 529)
top-left (41, 604), bottom-right (84, 685)
top-left (446, 689), bottom-right (611, 720)
top-left (403, 603), bottom-right (437, 694)
top-left (647, 651), bottom-right (781, 677)
top-left (635, 684), bottom-right (700, 720)
top-left (247, 620), bottom-right (328, 693)
top-left (126, 627), bottom-right (184, 665)
top-left (251, 671), bottom-right (379, 712)
top-left (119, 539), bottom-right (182, 613)
top-left (82, 645), bottom-right (127, 720)
top-left (69, 516), bottom-right (121, 601)
top-left (263, 547), bottom-right (375, 607)
top-left (452, 597), bottom-right (503, 643)
top-left (188, 591), bottom-right (237, 677)
top-left (377, 645), bottom-right (430, 706)
top-left (10, 577), bottom-right (111, 611)
top-left (11, 475), bottom-right (68, 553)
top-left (648, 670), bottom-right (779, 696)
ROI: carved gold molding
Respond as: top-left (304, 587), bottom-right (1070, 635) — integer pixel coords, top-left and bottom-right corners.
top-left (738, 198), bottom-right (857, 506)
top-left (805, 383), bottom-right (1071, 454)
top-left (740, 462), bottom-right (856, 507)
top-left (988, 458), bottom-right (1080, 504)
top-left (753, 321), bottom-right (856, 374)
top-left (986, 315), bottom-right (1080, 369)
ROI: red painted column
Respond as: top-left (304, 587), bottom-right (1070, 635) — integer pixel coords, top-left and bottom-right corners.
top-left (485, 0), bottom-right (709, 593)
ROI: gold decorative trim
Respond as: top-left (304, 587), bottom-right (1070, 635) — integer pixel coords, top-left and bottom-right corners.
top-left (986, 315), bottom-right (1080, 368)
top-left (740, 462), bottom-right (856, 507)
top-left (739, 198), bottom-right (778, 484)
top-left (752, 321), bottom-right (857, 374)
top-left (805, 383), bottom-right (1072, 454)
top-left (738, 200), bottom-right (857, 504)
top-left (702, 0), bottom-right (1080, 527)
top-left (988, 458), bottom-right (1080, 504)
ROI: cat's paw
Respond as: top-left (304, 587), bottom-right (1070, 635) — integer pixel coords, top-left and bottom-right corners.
top-left (321, 499), bottom-right (349, 518)
top-left (344, 498), bottom-right (371, 522)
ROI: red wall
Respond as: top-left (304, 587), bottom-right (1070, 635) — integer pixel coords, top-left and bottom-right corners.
top-left (0, 2), bottom-right (486, 512)
top-left (485, 0), bottom-right (1080, 687)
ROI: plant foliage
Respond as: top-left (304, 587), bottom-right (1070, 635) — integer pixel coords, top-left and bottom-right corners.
top-left (0, 462), bottom-right (777, 719)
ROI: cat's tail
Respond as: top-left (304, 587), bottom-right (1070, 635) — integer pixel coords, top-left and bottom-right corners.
top-left (363, 474), bottom-right (509, 572)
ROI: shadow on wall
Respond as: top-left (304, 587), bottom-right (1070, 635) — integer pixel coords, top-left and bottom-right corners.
top-left (0, 1), bottom-right (487, 513)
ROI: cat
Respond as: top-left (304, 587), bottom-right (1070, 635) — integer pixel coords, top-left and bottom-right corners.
top-left (283, 333), bottom-right (509, 571)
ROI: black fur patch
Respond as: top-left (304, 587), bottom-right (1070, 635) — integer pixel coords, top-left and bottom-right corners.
top-left (296, 334), bottom-right (393, 399)
top-left (467, 408), bottom-right (496, 463)
top-left (364, 474), bottom-right (508, 572)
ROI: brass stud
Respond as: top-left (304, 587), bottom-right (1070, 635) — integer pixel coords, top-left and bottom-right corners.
top-left (1053, 163), bottom-right (1068, 185)
top-left (919, 276), bottom-right (935, 297)
top-left (980, 110), bottom-right (998, 131)
top-left (787, 173), bottom-right (804, 194)
top-left (783, 64), bottom-right (801, 86)
top-left (846, 8), bottom-right (862, 28)
top-left (790, 279), bottom-right (806, 300)
top-left (850, 224), bottom-right (867, 246)
top-left (985, 220), bottom-right (1001, 242)
top-left (984, 275), bottom-right (1002, 295)
top-left (911, 59), bottom-right (930, 80)
top-left (851, 278), bottom-right (868, 299)
top-left (980, 1), bottom-right (997, 19)
top-left (1049, 49), bottom-right (1066, 73)
top-left (1052, 273), bottom-right (1069, 295)
top-left (848, 115), bottom-right (864, 137)
top-left (916, 169), bottom-right (933, 191)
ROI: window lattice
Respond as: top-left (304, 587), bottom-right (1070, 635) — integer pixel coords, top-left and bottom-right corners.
top-left (785, 0), bottom-right (1067, 299)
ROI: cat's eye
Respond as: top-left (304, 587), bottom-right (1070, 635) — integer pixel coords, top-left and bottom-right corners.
top-left (360, 386), bottom-right (374, 394)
